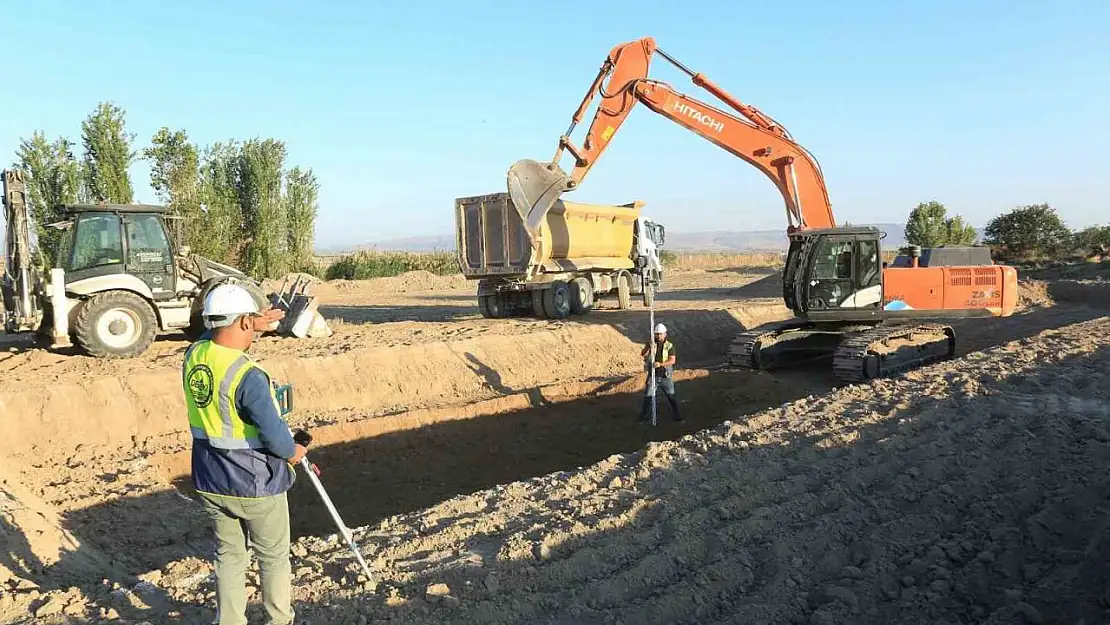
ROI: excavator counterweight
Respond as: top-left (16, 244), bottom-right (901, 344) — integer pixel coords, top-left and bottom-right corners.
top-left (513, 37), bottom-right (1018, 384)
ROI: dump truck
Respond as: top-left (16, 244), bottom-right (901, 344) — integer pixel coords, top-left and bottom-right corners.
top-left (455, 191), bottom-right (665, 319)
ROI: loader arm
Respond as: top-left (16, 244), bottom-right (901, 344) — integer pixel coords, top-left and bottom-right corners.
top-left (508, 37), bottom-right (835, 235)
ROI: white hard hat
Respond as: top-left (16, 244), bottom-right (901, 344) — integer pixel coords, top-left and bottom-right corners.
top-left (202, 283), bottom-right (260, 328)
top-left (654, 323), bottom-right (667, 334)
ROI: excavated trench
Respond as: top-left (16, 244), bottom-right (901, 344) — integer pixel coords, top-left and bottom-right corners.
top-left (155, 366), bottom-right (835, 540)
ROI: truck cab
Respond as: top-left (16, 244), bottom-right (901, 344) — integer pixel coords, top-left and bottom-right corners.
top-left (635, 217), bottom-right (666, 287)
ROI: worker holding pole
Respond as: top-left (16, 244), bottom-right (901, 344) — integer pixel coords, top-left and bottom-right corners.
top-left (638, 323), bottom-right (684, 423)
top-left (181, 283), bottom-right (305, 625)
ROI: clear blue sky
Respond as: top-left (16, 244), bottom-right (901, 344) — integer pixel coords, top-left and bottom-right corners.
top-left (1, 0), bottom-right (1106, 249)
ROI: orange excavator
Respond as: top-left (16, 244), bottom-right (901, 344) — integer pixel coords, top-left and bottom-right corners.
top-left (506, 36), bottom-right (1018, 383)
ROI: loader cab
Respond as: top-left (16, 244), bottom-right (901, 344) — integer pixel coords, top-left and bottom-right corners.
top-left (783, 227), bottom-right (884, 316)
top-left (55, 204), bottom-right (178, 299)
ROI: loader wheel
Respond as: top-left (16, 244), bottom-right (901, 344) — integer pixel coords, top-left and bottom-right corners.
top-left (570, 277), bottom-right (594, 314)
top-left (617, 274), bottom-right (632, 310)
top-left (543, 281), bottom-right (572, 319)
top-left (74, 291), bottom-right (157, 359)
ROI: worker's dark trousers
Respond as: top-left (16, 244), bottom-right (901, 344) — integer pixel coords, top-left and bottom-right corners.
top-left (638, 372), bottom-right (682, 422)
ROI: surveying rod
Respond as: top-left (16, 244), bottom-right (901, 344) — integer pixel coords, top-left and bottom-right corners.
top-left (274, 384), bottom-right (376, 587)
top-left (648, 292), bottom-right (657, 427)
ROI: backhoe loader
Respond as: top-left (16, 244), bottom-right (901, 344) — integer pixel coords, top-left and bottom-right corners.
top-left (1, 169), bottom-right (330, 359)
top-left (506, 36), bottom-right (1018, 383)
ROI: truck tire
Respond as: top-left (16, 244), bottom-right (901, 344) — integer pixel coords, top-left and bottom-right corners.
top-left (488, 293), bottom-right (508, 318)
top-left (617, 273), bottom-right (632, 310)
top-left (642, 281), bottom-right (656, 308)
top-left (543, 280), bottom-right (572, 319)
top-left (478, 295), bottom-right (494, 318)
top-left (74, 291), bottom-right (158, 359)
top-left (532, 290), bottom-right (547, 318)
top-left (570, 277), bottom-right (594, 314)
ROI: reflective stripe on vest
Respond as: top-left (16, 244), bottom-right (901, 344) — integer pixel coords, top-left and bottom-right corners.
top-left (183, 340), bottom-right (268, 450)
top-left (650, 341), bottom-right (673, 364)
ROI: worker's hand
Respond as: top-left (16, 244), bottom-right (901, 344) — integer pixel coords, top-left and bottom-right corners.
top-left (293, 429), bottom-right (313, 447)
top-left (253, 306), bottom-right (285, 332)
top-left (290, 443), bottom-right (308, 465)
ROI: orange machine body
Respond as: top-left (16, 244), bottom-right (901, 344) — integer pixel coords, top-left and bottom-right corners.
top-left (882, 264), bottom-right (1018, 317)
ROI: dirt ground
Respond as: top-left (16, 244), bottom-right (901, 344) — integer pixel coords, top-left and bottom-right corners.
top-left (0, 260), bottom-right (1108, 624)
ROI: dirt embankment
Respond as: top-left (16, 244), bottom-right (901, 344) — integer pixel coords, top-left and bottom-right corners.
top-left (7, 309), bottom-right (1110, 625)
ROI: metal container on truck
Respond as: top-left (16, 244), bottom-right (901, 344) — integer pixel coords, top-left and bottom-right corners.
top-left (455, 191), bottom-right (665, 319)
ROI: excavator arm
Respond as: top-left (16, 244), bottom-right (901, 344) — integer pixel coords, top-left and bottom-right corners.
top-left (507, 37), bottom-right (835, 237)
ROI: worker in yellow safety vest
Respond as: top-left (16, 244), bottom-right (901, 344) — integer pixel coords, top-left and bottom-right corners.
top-left (182, 283), bottom-right (305, 625)
top-left (638, 323), bottom-right (684, 423)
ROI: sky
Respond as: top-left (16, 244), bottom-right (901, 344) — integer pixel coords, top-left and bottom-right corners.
top-left (1, 0), bottom-right (1107, 249)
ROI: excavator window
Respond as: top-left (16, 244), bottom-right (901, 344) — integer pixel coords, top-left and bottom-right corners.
top-left (69, 214), bottom-right (124, 272)
top-left (858, 240), bottom-right (880, 288)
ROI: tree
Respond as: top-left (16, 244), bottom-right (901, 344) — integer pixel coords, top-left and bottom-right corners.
top-left (234, 138), bottom-right (287, 279)
top-left (143, 127), bottom-right (201, 249)
top-left (1073, 225), bottom-right (1110, 258)
top-left (904, 201), bottom-right (978, 248)
top-left (984, 203), bottom-right (1072, 260)
top-left (283, 166), bottom-right (319, 273)
top-left (80, 102), bottom-right (136, 203)
top-left (195, 141), bottom-right (242, 264)
top-left (13, 132), bottom-right (82, 265)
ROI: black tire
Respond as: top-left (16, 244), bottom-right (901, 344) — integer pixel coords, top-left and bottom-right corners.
top-left (542, 280), bottom-right (572, 319)
top-left (487, 293), bottom-right (507, 318)
top-left (74, 291), bottom-right (158, 359)
top-left (617, 273), bottom-right (632, 310)
top-left (532, 290), bottom-right (547, 318)
top-left (642, 280), bottom-right (656, 308)
top-left (478, 295), bottom-right (494, 318)
top-left (570, 277), bottom-right (594, 314)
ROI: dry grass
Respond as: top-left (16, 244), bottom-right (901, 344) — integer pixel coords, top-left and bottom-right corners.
top-left (665, 251), bottom-right (785, 271)
top-left (322, 250), bottom-right (458, 280)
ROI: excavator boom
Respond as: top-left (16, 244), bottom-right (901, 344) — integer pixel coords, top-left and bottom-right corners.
top-left (507, 36), bottom-right (835, 236)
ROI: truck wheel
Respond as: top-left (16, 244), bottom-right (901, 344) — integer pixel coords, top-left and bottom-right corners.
top-left (478, 295), bottom-right (494, 318)
top-left (73, 291), bottom-right (157, 359)
top-left (617, 274), bottom-right (632, 310)
top-left (570, 277), bottom-right (594, 314)
top-left (486, 294), bottom-right (508, 318)
top-left (543, 280), bottom-right (572, 319)
top-left (642, 282), bottom-right (656, 308)
top-left (532, 290), bottom-right (547, 318)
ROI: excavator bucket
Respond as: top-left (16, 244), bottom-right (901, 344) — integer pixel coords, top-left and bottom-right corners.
top-left (506, 159), bottom-right (572, 240)
top-left (269, 277), bottom-right (333, 339)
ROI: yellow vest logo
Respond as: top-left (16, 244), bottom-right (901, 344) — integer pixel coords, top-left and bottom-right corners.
top-left (188, 364), bottom-right (215, 408)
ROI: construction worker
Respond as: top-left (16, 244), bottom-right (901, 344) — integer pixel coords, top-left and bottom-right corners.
top-left (638, 322), bottom-right (683, 423)
top-left (182, 283), bottom-right (305, 625)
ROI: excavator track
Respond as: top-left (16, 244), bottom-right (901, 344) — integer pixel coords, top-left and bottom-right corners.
top-left (831, 323), bottom-right (955, 384)
top-left (728, 322), bottom-right (845, 371)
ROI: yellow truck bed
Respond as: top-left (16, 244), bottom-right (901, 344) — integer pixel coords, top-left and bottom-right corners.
top-left (455, 192), bottom-right (644, 278)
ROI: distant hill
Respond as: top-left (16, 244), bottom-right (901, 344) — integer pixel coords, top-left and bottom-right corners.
top-left (319, 224), bottom-right (989, 254)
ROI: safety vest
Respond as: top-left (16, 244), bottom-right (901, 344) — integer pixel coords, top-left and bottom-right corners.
top-left (183, 339), bottom-right (277, 449)
top-left (646, 340), bottom-right (675, 377)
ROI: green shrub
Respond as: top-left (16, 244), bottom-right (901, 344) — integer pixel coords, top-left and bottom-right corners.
top-left (659, 249), bottom-right (678, 267)
top-left (324, 250), bottom-right (458, 280)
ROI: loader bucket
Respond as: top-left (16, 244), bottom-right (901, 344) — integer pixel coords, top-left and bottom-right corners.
top-left (506, 159), bottom-right (572, 240)
top-left (268, 277), bottom-right (333, 339)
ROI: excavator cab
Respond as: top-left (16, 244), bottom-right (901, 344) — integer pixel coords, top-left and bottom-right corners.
top-left (783, 227), bottom-right (885, 318)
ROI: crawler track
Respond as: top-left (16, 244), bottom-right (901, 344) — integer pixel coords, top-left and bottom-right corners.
top-left (832, 322), bottom-right (955, 383)
top-left (729, 322), bottom-right (956, 383)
